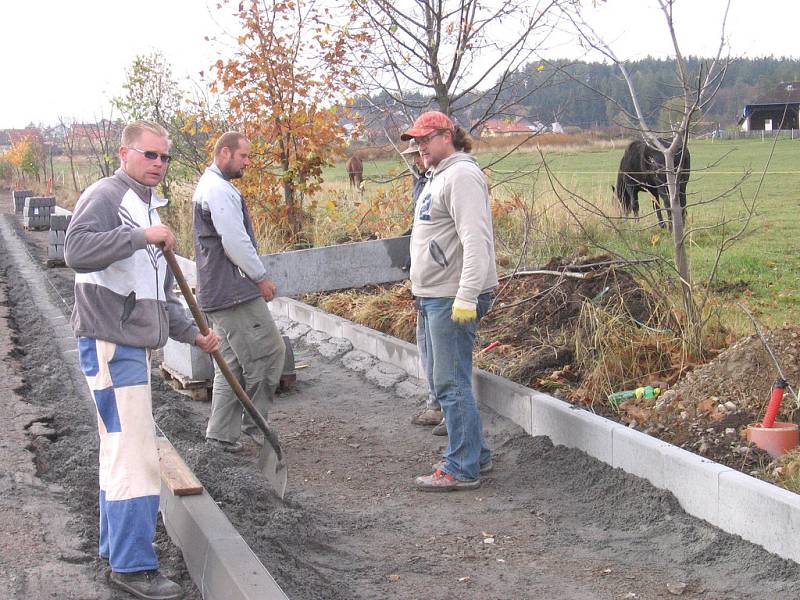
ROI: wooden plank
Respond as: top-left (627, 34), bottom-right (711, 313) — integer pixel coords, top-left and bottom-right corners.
top-left (157, 437), bottom-right (203, 496)
top-left (160, 365), bottom-right (212, 402)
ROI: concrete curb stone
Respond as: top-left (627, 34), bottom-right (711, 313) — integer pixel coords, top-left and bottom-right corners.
top-left (317, 337), bottom-right (353, 359)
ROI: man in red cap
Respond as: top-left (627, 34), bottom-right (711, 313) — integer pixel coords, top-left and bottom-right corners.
top-left (401, 111), bottom-right (498, 491)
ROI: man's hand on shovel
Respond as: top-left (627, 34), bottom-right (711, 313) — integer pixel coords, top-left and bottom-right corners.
top-left (194, 330), bottom-right (220, 353)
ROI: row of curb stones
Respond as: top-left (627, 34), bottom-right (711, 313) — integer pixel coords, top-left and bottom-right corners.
top-left (9, 189), bottom-right (72, 264)
top-left (22, 196), bottom-right (55, 230)
top-left (275, 317), bottom-right (430, 403)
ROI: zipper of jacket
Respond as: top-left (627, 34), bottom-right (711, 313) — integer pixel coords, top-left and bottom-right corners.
top-left (148, 199), bottom-right (165, 348)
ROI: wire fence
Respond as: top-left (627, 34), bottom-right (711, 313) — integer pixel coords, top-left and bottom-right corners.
top-left (699, 128), bottom-right (800, 141)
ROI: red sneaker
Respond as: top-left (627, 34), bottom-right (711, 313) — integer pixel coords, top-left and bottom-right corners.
top-left (414, 469), bottom-right (481, 492)
top-left (434, 459), bottom-right (493, 474)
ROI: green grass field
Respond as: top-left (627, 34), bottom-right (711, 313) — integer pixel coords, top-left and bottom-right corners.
top-left (324, 137), bottom-right (800, 332)
top-left (29, 136), bottom-right (800, 333)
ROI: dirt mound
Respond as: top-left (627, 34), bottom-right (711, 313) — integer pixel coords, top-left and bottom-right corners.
top-left (618, 327), bottom-right (800, 472)
top-left (668, 326), bottom-right (800, 417)
top-left (308, 254), bottom-right (660, 390)
top-left (477, 255), bottom-right (658, 386)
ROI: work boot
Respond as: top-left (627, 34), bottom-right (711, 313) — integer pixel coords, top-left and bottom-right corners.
top-left (431, 418), bottom-right (448, 436)
top-left (411, 408), bottom-right (443, 426)
top-left (110, 569), bottom-right (183, 600)
top-left (206, 438), bottom-right (243, 453)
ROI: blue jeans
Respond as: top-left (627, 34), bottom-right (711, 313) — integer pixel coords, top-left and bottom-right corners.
top-left (416, 315), bottom-right (439, 411)
top-left (417, 294), bottom-right (492, 480)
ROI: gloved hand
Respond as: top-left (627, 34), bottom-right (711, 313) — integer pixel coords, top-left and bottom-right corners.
top-left (451, 298), bottom-right (477, 323)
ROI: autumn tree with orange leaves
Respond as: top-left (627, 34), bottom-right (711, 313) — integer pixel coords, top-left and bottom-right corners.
top-left (212, 0), bottom-right (370, 241)
top-left (4, 136), bottom-right (43, 183)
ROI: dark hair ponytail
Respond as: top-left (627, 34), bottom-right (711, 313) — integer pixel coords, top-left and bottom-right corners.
top-left (451, 126), bottom-right (473, 153)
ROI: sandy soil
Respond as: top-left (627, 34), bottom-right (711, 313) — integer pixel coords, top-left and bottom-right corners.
top-left (2, 189), bottom-right (800, 599)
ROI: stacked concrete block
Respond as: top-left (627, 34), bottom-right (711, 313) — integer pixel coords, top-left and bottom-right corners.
top-left (163, 295), bottom-right (214, 382)
top-left (23, 196), bottom-right (56, 230)
top-left (47, 212), bottom-right (72, 267)
top-left (12, 190), bottom-right (34, 213)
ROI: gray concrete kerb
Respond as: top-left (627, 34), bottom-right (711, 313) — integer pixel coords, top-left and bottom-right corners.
top-left (159, 487), bottom-right (288, 599)
top-left (0, 218), bottom-right (289, 600)
top-left (271, 295), bottom-right (800, 565)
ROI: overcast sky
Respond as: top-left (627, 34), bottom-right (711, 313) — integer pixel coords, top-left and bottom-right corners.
top-left (2, 0), bottom-right (798, 129)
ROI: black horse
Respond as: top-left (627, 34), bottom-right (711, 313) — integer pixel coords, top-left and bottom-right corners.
top-left (613, 139), bottom-right (690, 230)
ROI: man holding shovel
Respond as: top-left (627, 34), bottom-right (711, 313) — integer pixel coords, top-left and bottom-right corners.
top-left (65, 120), bottom-right (219, 600)
top-left (192, 132), bottom-right (285, 453)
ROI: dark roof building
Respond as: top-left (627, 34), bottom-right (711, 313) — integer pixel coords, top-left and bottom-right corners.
top-left (739, 82), bottom-right (800, 131)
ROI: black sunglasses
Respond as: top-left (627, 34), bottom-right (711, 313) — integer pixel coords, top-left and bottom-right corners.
top-left (128, 147), bottom-right (172, 164)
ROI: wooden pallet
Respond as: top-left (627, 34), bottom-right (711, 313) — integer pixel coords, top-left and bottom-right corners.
top-left (160, 363), bottom-right (212, 401)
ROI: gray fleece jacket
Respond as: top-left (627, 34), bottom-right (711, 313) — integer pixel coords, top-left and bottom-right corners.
top-left (410, 152), bottom-right (498, 303)
top-left (65, 169), bottom-right (199, 349)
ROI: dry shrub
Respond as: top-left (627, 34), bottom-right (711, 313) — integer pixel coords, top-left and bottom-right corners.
top-left (767, 449), bottom-right (800, 494)
top-left (473, 326), bottom-right (573, 388)
top-left (573, 296), bottom-right (683, 409)
top-left (308, 282), bottom-right (416, 342)
top-left (302, 176), bottom-right (412, 247)
top-left (159, 182), bottom-right (196, 257)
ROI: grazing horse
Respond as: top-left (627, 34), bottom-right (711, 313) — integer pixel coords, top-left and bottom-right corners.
top-left (346, 155), bottom-right (363, 188)
top-left (613, 139), bottom-right (690, 230)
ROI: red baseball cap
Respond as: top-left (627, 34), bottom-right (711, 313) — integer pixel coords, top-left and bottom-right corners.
top-left (400, 111), bottom-right (454, 141)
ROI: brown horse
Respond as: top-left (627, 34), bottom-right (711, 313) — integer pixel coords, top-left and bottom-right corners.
top-left (346, 155), bottom-right (363, 188)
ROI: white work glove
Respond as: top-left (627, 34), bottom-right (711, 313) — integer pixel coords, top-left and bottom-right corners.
top-left (451, 298), bottom-right (477, 324)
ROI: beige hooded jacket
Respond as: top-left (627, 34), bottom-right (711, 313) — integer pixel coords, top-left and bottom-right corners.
top-left (410, 152), bottom-right (498, 303)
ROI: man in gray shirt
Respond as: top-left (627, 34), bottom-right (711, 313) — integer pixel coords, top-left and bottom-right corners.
top-left (192, 132), bottom-right (285, 452)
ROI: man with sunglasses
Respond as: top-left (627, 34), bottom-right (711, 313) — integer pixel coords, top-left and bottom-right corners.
top-left (401, 111), bottom-right (498, 491)
top-left (192, 132), bottom-right (285, 454)
top-left (65, 120), bottom-right (219, 600)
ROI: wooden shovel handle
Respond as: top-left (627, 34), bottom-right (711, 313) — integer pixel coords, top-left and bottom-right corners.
top-left (163, 249), bottom-right (283, 460)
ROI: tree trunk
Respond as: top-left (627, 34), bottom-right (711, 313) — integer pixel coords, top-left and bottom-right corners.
top-left (284, 178), bottom-right (301, 240)
top-left (68, 155), bottom-right (79, 193)
top-left (666, 158), bottom-right (701, 356)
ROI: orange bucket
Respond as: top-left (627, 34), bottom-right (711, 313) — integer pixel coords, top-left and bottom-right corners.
top-left (746, 422), bottom-right (800, 457)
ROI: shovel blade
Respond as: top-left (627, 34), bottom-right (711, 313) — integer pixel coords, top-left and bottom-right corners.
top-left (258, 445), bottom-right (288, 500)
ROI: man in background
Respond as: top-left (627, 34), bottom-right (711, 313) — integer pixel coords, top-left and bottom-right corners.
top-left (403, 140), bottom-right (443, 431)
top-left (192, 132), bottom-right (285, 453)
